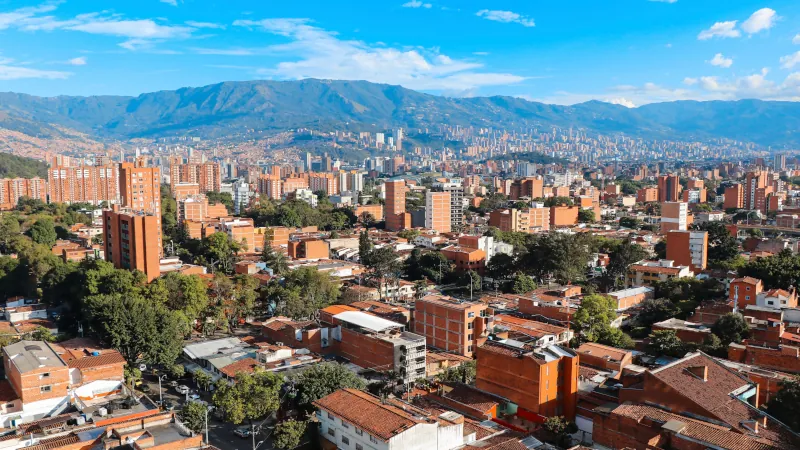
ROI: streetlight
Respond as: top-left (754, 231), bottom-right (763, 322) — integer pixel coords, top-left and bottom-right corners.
top-left (204, 405), bottom-right (215, 445)
top-left (158, 374), bottom-right (167, 407)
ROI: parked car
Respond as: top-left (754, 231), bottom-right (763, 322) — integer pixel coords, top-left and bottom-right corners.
top-left (233, 427), bottom-right (252, 438)
top-left (175, 385), bottom-right (190, 395)
top-left (189, 393), bottom-right (201, 400)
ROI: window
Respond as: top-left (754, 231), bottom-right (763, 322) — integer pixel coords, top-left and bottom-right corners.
top-left (327, 412), bottom-right (334, 420)
top-left (40, 373), bottom-right (50, 378)
top-left (341, 436), bottom-right (349, 445)
top-left (40, 386), bottom-right (52, 393)
top-left (369, 435), bottom-right (378, 444)
top-left (355, 429), bottom-right (363, 436)
top-left (468, 312), bottom-right (475, 318)
top-left (328, 428), bottom-right (335, 437)
top-left (341, 421), bottom-right (349, 429)
top-left (467, 345), bottom-right (473, 353)
top-left (5, 403), bottom-right (13, 408)
top-left (468, 334), bottom-right (473, 340)
top-left (468, 322), bottom-right (474, 330)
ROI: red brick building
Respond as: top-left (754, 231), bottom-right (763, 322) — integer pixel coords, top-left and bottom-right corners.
top-left (414, 294), bottom-right (489, 357)
top-left (475, 341), bottom-right (579, 420)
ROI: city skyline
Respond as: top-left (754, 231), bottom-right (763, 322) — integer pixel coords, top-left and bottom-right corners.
top-left (0, 0), bottom-right (799, 106)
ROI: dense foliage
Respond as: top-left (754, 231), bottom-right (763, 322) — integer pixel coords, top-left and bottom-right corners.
top-left (0, 153), bottom-right (48, 178)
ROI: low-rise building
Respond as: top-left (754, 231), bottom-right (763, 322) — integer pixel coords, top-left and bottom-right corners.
top-left (414, 295), bottom-right (490, 358)
top-left (626, 259), bottom-right (694, 288)
top-left (315, 389), bottom-right (467, 450)
top-left (607, 286), bottom-right (654, 311)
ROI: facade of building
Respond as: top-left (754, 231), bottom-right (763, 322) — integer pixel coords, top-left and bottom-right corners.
top-left (103, 206), bottom-right (162, 282)
top-left (48, 164), bottom-right (119, 205)
top-left (385, 180), bottom-right (409, 232)
top-left (657, 174), bottom-right (680, 202)
top-left (170, 162), bottom-right (222, 193)
top-left (413, 295), bottom-right (489, 357)
top-left (425, 191), bottom-right (452, 233)
top-left (476, 341), bottom-right (579, 420)
top-left (724, 184), bottom-right (744, 210)
top-left (0, 177), bottom-right (46, 210)
top-left (666, 230), bottom-right (709, 271)
top-left (119, 162), bottom-right (161, 214)
top-left (626, 260), bottom-right (693, 288)
top-left (660, 201), bottom-right (688, 233)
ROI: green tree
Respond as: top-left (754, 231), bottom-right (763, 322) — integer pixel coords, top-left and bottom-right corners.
top-left (647, 330), bottom-right (687, 358)
top-left (418, 251), bottom-right (454, 283)
top-left (712, 313), bottom-right (751, 345)
top-left (523, 233), bottom-right (592, 284)
top-left (766, 377), bottom-right (800, 432)
top-left (598, 327), bottom-right (635, 349)
top-left (262, 245), bottom-right (289, 276)
top-left (200, 232), bottom-right (241, 274)
top-left (364, 246), bottom-right (402, 299)
top-left (179, 402), bottom-right (207, 433)
top-left (269, 267), bottom-right (341, 319)
top-left (700, 334), bottom-right (726, 357)
top-left (212, 371), bottom-right (283, 424)
top-left (0, 214), bottom-right (21, 252)
top-left (294, 363), bottom-right (366, 407)
top-left (206, 191), bottom-right (234, 214)
top-left (573, 294), bottom-right (617, 343)
top-left (739, 249), bottom-right (800, 290)
top-left (619, 217), bottom-right (641, 229)
top-left (511, 273), bottom-right (537, 294)
top-left (27, 218), bottom-right (57, 247)
top-left (149, 272), bottom-right (210, 322)
top-left (273, 420), bottom-right (307, 450)
top-left (693, 221), bottom-right (739, 267)
top-left (438, 360), bottom-right (477, 384)
top-left (637, 298), bottom-right (682, 327)
top-left (602, 242), bottom-right (650, 291)
top-left (193, 369), bottom-right (213, 391)
top-left (30, 326), bottom-right (56, 342)
top-left (358, 230), bottom-right (373, 264)
top-left (578, 209), bottom-right (595, 223)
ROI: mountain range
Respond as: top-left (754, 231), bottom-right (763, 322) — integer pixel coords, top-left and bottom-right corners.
top-left (1, 79), bottom-right (800, 147)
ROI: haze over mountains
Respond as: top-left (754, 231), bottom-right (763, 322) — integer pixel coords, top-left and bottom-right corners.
top-left (1, 79), bottom-right (799, 147)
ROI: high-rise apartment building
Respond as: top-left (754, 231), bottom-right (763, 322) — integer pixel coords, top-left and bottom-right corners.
top-left (723, 184), bottom-right (744, 210)
top-left (309, 173), bottom-right (339, 196)
top-left (385, 180), bottom-right (410, 231)
top-left (170, 162), bottom-right (221, 193)
top-left (744, 171), bottom-right (768, 211)
top-left (425, 191), bottom-right (451, 233)
top-left (0, 177), bottom-right (46, 210)
top-left (657, 174), bottom-right (680, 203)
top-left (103, 206), bottom-right (162, 282)
top-left (666, 230), bottom-right (708, 272)
top-left (661, 202), bottom-right (689, 233)
top-left (48, 164), bottom-right (119, 205)
top-left (774, 153), bottom-right (787, 171)
top-left (119, 162), bottom-right (161, 215)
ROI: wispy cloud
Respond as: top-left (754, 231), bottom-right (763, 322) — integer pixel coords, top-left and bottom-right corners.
top-left (780, 51), bottom-right (800, 69)
top-left (794, 34), bottom-right (800, 45)
top-left (648, 0), bottom-right (677, 3)
top-left (160, 0), bottom-right (178, 6)
top-left (2, 2), bottom-right (198, 50)
top-left (67, 56), bottom-right (87, 65)
top-left (708, 53), bottom-right (733, 68)
top-left (185, 21), bottom-right (225, 29)
top-left (0, 55), bottom-right (70, 80)
top-left (402, 1), bottom-right (432, 8)
top-left (476, 10), bottom-right (535, 28)
top-left (698, 21), bottom-right (740, 40)
top-left (191, 47), bottom-right (260, 56)
top-left (232, 18), bottom-right (526, 92)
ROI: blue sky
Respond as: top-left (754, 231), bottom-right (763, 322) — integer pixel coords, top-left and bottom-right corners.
top-left (1, 0), bottom-right (800, 106)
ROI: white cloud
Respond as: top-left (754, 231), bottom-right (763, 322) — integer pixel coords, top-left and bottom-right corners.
top-left (607, 98), bottom-right (636, 108)
top-left (708, 53), bottom-right (733, 68)
top-left (160, 0), bottom-right (178, 6)
top-left (191, 47), bottom-right (259, 56)
top-left (793, 34), bottom-right (800, 44)
top-left (648, 0), bottom-right (678, 3)
top-left (0, 54), bottom-right (70, 80)
top-left (232, 18), bottom-right (526, 92)
top-left (473, 51), bottom-right (489, 56)
top-left (741, 8), bottom-right (779, 35)
top-left (780, 51), bottom-right (800, 69)
top-left (0, 3), bottom-right (198, 50)
top-left (67, 56), bottom-right (87, 65)
top-left (683, 77), bottom-right (698, 86)
top-left (698, 21), bottom-right (740, 40)
top-left (185, 21), bottom-right (225, 29)
top-left (402, 1), bottom-right (432, 8)
top-left (476, 10), bottom-right (535, 28)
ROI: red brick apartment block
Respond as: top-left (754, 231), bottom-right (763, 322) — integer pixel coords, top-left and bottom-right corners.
top-left (414, 294), bottom-right (489, 357)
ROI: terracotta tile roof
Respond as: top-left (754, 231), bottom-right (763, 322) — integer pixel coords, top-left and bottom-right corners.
top-left (419, 294), bottom-right (485, 311)
top-left (576, 342), bottom-right (631, 362)
top-left (67, 351), bottom-right (126, 369)
top-left (220, 358), bottom-right (260, 378)
top-left (427, 352), bottom-right (473, 363)
top-left (733, 277), bottom-right (762, 285)
top-left (463, 434), bottom-right (527, 450)
top-left (13, 319), bottom-right (56, 334)
top-left (493, 314), bottom-right (567, 337)
top-left (610, 403), bottom-right (783, 450)
top-left (320, 305), bottom-right (359, 315)
top-left (649, 352), bottom-right (787, 443)
top-left (314, 389), bottom-right (431, 441)
top-left (441, 383), bottom-right (499, 414)
top-left (19, 433), bottom-right (80, 450)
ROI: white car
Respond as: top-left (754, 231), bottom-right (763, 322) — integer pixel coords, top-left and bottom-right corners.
top-left (176, 385), bottom-right (190, 395)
